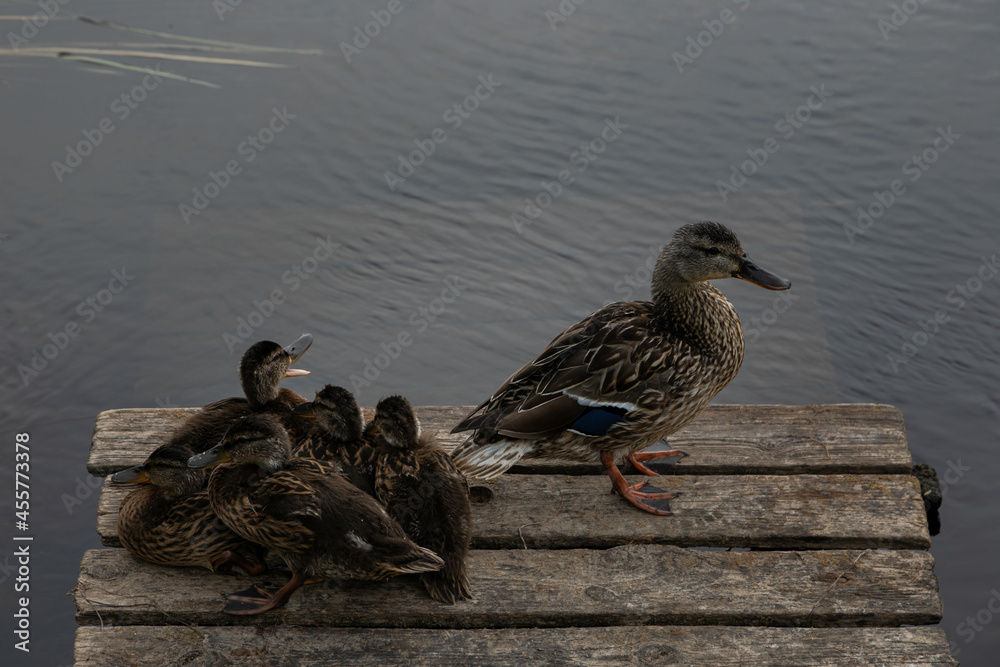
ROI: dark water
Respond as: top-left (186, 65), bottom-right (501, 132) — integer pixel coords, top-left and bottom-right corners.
top-left (2, 0), bottom-right (998, 663)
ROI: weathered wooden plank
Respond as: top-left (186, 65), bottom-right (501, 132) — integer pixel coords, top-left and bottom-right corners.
top-left (87, 404), bottom-right (912, 477)
top-left (74, 546), bottom-right (941, 628)
top-left (96, 472), bottom-right (930, 550)
top-left (74, 625), bottom-right (957, 666)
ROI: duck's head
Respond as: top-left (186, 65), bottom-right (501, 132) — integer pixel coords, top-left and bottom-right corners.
top-left (239, 334), bottom-right (312, 407)
top-left (372, 395), bottom-right (420, 449)
top-left (188, 414), bottom-right (291, 473)
top-left (294, 384), bottom-right (363, 442)
top-left (655, 222), bottom-right (791, 292)
top-left (112, 445), bottom-right (205, 498)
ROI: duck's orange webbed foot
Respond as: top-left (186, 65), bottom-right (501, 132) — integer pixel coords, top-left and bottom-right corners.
top-left (601, 451), bottom-right (680, 516)
top-left (627, 442), bottom-right (689, 476)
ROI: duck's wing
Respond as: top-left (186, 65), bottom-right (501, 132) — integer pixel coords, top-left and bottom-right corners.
top-left (240, 466), bottom-right (334, 553)
top-left (453, 302), bottom-right (678, 441)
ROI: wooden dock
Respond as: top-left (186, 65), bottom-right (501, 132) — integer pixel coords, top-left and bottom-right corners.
top-left (76, 404), bottom-right (957, 666)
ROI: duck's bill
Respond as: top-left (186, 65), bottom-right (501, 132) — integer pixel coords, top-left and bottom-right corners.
top-left (111, 465), bottom-right (150, 485)
top-left (283, 334), bottom-right (313, 364)
top-left (735, 257), bottom-right (791, 290)
top-left (292, 402), bottom-right (316, 418)
top-left (187, 443), bottom-right (231, 468)
top-left (284, 368), bottom-right (310, 378)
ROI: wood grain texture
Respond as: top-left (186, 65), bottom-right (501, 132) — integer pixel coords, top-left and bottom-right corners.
top-left (87, 404), bottom-right (912, 477)
top-left (74, 546), bottom-right (942, 628)
top-left (96, 472), bottom-right (930, 550)
top-left (74, 625), bottom-right (957, 667)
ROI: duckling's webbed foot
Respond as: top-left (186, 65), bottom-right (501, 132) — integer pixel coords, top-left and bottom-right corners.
top-left (211, 550), bottom-right (266, 576)
top-left (601, 451), bottom-right (680, 516)
top-left (627, 441), bottom-right (689, 476)
top-left (222, 572), bottom-right (306, 615)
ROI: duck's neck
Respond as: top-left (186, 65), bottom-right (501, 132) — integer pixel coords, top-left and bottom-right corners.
top-left (651, 274), bottom-right (739, 356)
top-left (242, 378), bottom-right (279, 409)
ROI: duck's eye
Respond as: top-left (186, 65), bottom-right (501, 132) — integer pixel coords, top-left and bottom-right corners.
top-left (705, 247), bottom-right (721, 256)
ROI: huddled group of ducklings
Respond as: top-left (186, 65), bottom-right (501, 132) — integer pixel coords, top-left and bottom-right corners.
top-left (112, 222), bottom-right (792, 615)
top-left (112, 334), bottom-right (472, 614)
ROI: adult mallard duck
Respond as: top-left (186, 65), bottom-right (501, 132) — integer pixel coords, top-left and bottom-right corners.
top-left (367, 395), bottom-right (473, 604)
top-left (292, 385), bottom-right (378, 495)
top-left (168, 333), bottom-right (314, 453)
top-left (187, 414), bottom-right (444, 615)
top-left (451, 222), bottom-right (791, 515)
top-left (112, 444), bottom-right (265, 574)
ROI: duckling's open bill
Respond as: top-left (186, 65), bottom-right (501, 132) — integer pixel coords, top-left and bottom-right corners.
top-left (283, 333), bottom-right (313, 377)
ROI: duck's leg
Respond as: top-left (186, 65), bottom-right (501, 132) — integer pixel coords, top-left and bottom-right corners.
top-left (600, 451), bottom-right (679, 516)
top-left (627, 441), bottom-right (690, 476)
top-left (222, 571), bottom-right (306, 615)
top-left (211, 550), bottom-right (266, 576)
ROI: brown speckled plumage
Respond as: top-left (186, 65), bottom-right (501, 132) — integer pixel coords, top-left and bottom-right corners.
top-left (368, 395), bottom-right (473, 604)
top-left (113, 444), bottom-right (264, 573)
top-left (293, 385), bottom-right (378, 495)
top-left (190, 414), bottom-right (444, 614)
top-left (451, 222), bottom-right (791, 513)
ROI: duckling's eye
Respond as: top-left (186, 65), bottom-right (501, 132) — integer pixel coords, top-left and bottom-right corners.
top-left (705, 247), bottom-right (721, 256)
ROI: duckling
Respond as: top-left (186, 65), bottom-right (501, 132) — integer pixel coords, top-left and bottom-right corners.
top-left (187, 414), bottom-right (444, 615)
top-left (168, 334), bottom-right (313, 454)
top-left (292, 385), bottom-right (377, 495)
top-left (112, 444), bottom-right (265, 574)
top-left (368, 396), bottom-right (473, 604)
top-left (451, 222), bottom-right (791, 515)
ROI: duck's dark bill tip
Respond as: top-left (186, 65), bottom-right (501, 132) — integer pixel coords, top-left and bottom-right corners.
top-left (188, 445), bottom-right (227, 468)
top-left (284, 334), bottom-right (313, 362)
top-left (735, 258), bottom-right (791, 291)
top-left (293, 402), bottom-right (316, 417)
top-left (111, 466), bottom-right (149, 484)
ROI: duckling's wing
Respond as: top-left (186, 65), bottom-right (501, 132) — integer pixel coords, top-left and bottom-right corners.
top-left (374, 449), bottom-right (420, 505)
top-left (454, 303), bottom-right (676, 441)
top-left (243, 470), bottom-right (324, 553)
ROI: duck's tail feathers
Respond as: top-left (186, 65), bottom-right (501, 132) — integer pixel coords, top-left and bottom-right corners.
top-left (379, 544), bottom-right (445, 577)
top-left (449, 437), bottom-right (533, 481)
top-left (421, 566), bottom-right (473, 604)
